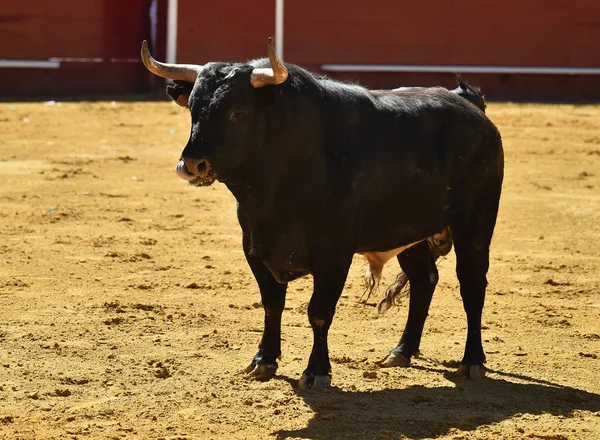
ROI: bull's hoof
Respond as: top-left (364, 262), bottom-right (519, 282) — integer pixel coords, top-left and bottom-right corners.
top-left (456, 363), bottom-right (486, 380)
top-left (245, 361), bottom-right (278, 381)
top-left (298, 373), bottom-right (331, 391)
top-left (380, 351), bottom-right (411, 368)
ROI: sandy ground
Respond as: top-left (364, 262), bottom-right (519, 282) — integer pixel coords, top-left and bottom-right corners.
top-left (0, 99), bottom-right (599, 440)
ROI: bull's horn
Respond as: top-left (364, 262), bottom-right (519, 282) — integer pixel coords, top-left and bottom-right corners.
top-left (250, 37), bottom-right (289, 88)
top-left (140, 40), bottom-right (203, 83)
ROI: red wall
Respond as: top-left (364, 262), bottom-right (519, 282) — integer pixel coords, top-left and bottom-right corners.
top-left (177, 0), bottom-right (600, 100)
top-left (284, 0), bottom-right (600, 67)
top-left (283, 0), bottom-right (600, 99)
top-left (0, 0), bottom-right (154, 97)
top-left (1, 0), bottom-right (600, 99)
top-left (177, 0), bottom-right (275, 63)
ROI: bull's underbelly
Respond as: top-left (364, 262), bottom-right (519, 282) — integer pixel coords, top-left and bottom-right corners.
top-left (263, 228), bottom-right (451, 285)
top-left (360, 241), bottom-right (423, 268)
top-left (243, 186), bottom-right (450, 284)
top-left (359, 228), bottom-right (452, 305)
top-left (360, 227), bottom-right (451, 272)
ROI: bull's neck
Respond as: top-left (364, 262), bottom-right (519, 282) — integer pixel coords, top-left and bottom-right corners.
top-left (225, 155), bottom-right (324, 226)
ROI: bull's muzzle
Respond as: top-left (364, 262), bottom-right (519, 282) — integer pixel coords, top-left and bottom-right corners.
top-left (176, 160), bottom-right (196, 181)
top-left (176, 158), bottom-right (216, 186)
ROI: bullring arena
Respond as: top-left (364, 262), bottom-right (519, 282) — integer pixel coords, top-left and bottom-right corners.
top-left (1, 98), bottom-right (599, 439)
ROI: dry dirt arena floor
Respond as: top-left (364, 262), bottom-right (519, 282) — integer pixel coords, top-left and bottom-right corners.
top-left (1, 99), bottom-right (599, 440)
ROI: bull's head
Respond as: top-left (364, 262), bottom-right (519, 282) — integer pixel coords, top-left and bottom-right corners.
top-left (141, 38), bottom-right (288, 186)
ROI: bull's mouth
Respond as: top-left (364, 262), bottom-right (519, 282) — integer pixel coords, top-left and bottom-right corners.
top-left (189, 174), bottom-right (217, 187)
top-left (176, 160), bottom-right (217, 187)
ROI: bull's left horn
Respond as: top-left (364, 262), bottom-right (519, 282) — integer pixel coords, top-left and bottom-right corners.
top-left (141, 40), bottom-right (204, 83)
top-left (250, 37), bottom-right (289, 88)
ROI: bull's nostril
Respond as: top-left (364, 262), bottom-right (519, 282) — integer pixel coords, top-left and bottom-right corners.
top-left (197, 160), bottom-right (208, 174)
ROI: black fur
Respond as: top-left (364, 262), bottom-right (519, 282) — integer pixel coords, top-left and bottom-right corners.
top-left (159, 57), bottom-right (504, 386)
top-left (452, 74), bottom-right (487, 112)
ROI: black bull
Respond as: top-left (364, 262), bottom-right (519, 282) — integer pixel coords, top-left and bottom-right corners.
top-left (141, 38), bottom-right (504, 390)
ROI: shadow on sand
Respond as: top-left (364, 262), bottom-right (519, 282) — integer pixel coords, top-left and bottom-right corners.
top-left (273, 362), bottom-right (600, 439)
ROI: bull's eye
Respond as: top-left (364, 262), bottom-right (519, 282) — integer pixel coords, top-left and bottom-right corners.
top-left (229, 108), bottom-right (246, 122)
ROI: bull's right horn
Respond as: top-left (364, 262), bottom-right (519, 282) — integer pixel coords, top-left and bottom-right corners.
top-left (251, 37), bottom-right (289, 88)
top-left (141, 40), bottom-right (204, 83)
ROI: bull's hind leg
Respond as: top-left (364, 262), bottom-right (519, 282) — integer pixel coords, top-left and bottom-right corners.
top-left (452, 241), bottom-right (488, 379)
top-left (451, 183), bottom-right (502, 380)
top-left (381, 241), bottom-right (438, 367)
top-left (243, 236), bottom-right (287, 381)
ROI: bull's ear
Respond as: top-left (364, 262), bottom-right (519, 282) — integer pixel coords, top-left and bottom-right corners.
top-left (166, 81), bottom-right (194, 108)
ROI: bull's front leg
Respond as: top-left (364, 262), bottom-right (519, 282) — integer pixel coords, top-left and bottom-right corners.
top-left (298, 255), bottom-right (352, 391)
top-left (243, 236), bottom-right (288, 381)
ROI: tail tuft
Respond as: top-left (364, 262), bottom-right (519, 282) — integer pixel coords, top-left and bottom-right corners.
top-left (377, 271), bottom-right (410, 313)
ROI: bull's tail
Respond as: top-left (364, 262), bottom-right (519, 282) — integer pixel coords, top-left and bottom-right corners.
top-left (376, 271), bottom-right (410, 313)
top-left (452, 74), bottom-right (487, 113)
